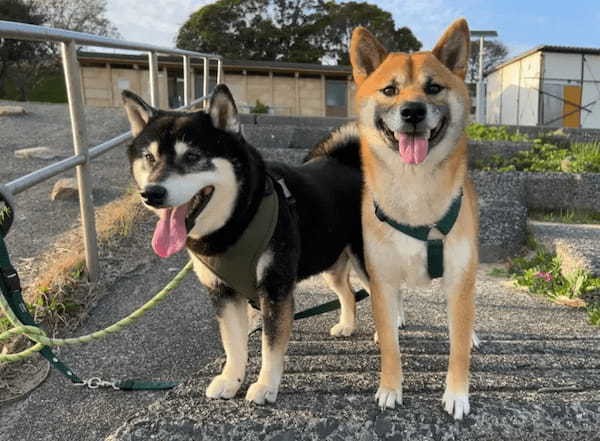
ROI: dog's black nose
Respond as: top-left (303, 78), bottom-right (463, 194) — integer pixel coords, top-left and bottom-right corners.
top-left (400, 102), bottom-right (427, 125)
top-left (141, 185), bottom-right (166, 207)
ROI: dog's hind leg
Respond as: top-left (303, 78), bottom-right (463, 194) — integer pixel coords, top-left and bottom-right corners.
top-left (322, 251), bottom-right (357, 337)
top-left (246, 287), bottom-right (294, 405)
top-left (206, 292), bottom-right (249, 400)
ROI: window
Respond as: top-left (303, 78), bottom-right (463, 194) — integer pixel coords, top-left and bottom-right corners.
top-left (326, 79), bottom-right (347, 117)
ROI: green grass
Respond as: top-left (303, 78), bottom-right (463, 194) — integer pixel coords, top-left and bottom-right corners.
top-left (467, 123), bottom-right (530, 142)
top-left (507, 243), bottom-right (600, 326)
top-left (529, 209), bottom-right (600, 225)
top-left (474, 139), bottom-right (600, 173)
top-left (588, 303), bottom-right (600, 326)
top-left (1, 72), bottom-right (67, 103)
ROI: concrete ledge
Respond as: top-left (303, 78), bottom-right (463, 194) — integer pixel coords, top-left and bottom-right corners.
top-left (529, 221), bottom-right (600, 277)
top-left (525, 172), bottom-right (600, 212)
top-left (244, 125), bottom-right (333, 150)
top-left (468, 141), bottom-right (533, 166)
top-left (490, 124), bottom-right (600, 143)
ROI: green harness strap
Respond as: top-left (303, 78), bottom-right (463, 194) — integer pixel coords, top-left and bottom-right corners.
top-left (374, 190), bottom-right (463, 279)
top-left (196, 178), bottom-right (279, 303)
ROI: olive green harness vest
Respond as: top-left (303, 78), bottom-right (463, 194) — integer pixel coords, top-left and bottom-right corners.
top-left (195, 179), bottom-right (280, 302)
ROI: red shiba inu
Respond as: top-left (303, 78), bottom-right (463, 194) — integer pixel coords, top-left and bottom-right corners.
top-left (350, 19), bottom-right (479, 419)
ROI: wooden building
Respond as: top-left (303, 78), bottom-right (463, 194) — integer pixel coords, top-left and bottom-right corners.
top-left (77, 52), bottom-right (355, 117)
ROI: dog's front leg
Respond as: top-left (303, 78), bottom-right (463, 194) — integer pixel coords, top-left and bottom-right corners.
top-left (245, 289), bottom-right (294, 405)
top-left (206, 292), bottom-right (248, 399)
top-left (371, 278), bottom-right (404, 408)
top-left (442, 256), bottom-right (476, 420)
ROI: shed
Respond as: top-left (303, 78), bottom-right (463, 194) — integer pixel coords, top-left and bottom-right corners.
top-left (485, 46), bottom-right (600, 128)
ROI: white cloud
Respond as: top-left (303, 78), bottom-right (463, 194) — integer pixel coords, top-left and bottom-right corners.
top-left (106, 0), bottom-right (213, 48)
top-left (372, 0), bottom-right (466, 49)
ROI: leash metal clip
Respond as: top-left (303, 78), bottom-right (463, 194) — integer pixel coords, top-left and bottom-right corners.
top-left (76, 377), bottom-right (120, 390)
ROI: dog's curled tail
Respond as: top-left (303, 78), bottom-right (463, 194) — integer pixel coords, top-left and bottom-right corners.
top-left (303, 122), bottom-right (361, 169)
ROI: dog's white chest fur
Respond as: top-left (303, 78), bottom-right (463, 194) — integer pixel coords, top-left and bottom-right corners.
top-left (366, 224), bottom-right (430, 288)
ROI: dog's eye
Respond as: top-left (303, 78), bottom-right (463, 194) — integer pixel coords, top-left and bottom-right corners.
top-left (381, 85), bottom-right (397, 97)
top-left (144, 152), bottom-right (155, 164)
top-left (184, 151), bottom-right (202, 162)
top-left (424, 83), bottom-right (443, 95)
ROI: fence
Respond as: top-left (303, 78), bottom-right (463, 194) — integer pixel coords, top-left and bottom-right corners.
top-left (0, 20), bottom-right (223, 282)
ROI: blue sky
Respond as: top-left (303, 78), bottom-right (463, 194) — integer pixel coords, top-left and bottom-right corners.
top-left (106, 0), bottom-right (600, 60)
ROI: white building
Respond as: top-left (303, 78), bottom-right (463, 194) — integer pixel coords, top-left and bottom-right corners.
top-left (485, 46), bottom-right (600, 128)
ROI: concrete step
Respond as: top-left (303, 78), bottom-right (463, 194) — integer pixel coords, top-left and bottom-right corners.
top-left (104, 264), bottom-right (600, 441)
top-left (529, 220), bottom-right (600, 277)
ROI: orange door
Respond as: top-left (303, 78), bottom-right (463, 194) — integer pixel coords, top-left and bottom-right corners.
top-left (563, 85), bottom-right (582, 128)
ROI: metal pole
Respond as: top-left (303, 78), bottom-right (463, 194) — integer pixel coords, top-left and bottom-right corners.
top-left (477, 36), bottom-right (485, 123)
top-left (203, 57), bottom-right (209, 110)
top-left (216, 58), bottom-right (222, 84)
top-left (183, 55), bottom-right (191, 106)
top-left (148, 51), bottom-right (159, 107)
top-left (61, 40), bottom-right (99, 282)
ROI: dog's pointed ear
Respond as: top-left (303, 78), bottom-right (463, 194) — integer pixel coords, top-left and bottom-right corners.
top-left (122, 90), bottom-right (157, 136)
top-left (209, 84), bottom-right (240, 134)
top-left (432, 18), bottom-right (470, 79)
top-left (350, 27), bottom-right (388, 87)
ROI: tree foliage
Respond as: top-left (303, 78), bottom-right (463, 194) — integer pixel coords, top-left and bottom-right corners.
top-left (41, 0), bottom-right (120, 37)
top-left (0, 0), bottom-right (46, 98)
top-left (467, 39), bottom-right (508, 83)
top-left (176, 0), bottom-right (421, 64)
top-left (321, 1), bottom-right (421, 64)
top-left (0, 0), bottom-right (120, 100)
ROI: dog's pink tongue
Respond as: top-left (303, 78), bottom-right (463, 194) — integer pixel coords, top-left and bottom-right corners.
top-left (396, 132), bottom-right (428, 164)
top-left (152, 205), bottom-right (188, 258)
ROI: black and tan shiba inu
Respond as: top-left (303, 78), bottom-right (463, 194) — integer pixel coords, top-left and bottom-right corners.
top-left (350, 19), bottom-right (479, 419)
top-left (122, 85), bottom-right (368, 404)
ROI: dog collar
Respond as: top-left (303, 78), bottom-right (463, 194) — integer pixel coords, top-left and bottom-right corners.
top-left (373, 189), bottom-right (463, 279)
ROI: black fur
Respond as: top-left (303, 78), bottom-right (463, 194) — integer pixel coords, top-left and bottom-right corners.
top-left (125, 86), bottom-right (366, 398)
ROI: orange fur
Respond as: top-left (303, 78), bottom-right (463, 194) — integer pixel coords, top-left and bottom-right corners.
top-left (351, 18), bottom-right (479, 419)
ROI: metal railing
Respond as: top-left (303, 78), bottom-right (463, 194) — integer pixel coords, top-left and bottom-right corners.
top-left (0, 20), bottom-right (223, 282)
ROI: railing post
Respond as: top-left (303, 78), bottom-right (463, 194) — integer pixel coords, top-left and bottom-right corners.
top-left (183, 55), bottom-right (191, 106)
top-left (61, 40), bottom-right (99, 283)
top-left (148, 51), bottom-right (159, 107)
top-left (216, 58), bottom-right (222, 84)
top-left (203, 57), bottom-right (209, 110)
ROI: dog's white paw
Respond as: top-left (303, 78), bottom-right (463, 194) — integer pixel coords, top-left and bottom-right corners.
top-left (330, 321), bottom-right (355, 337)
top-left (398, 309), bottom-right (407, 329)
top-left (245, 382), bottom-right (278, 405)
top-left (471, 332), bottom-right (481, 350)
top-left (442, 390), bottom-right (470, 420)
top-left (375, 385), bottom-right (403, 409)
top-left (205, 374), bottom-right (242, 399)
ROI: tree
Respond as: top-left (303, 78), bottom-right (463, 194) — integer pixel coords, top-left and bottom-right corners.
top-left (176, 0), bottom-right (421, 64)
top-left (0, 0), bottom-right (45, 97)
top-left (0, 0), bottom-right (120, 100)
top-left (40, 0), bottom-right (120, 38)
top-left (177, 0), bottom-right (326, 62)
top-left (467, 39), bottom-right (508, 83)
top-left (322, 1), bottom-right (421, 65)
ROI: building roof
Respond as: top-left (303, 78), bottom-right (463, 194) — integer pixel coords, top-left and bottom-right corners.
top-left (77, 51), bottom-right (351, 76)
top-left (486, 45), bottom-right (600, 76)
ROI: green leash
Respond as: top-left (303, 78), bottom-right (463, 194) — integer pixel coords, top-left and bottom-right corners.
top-left (374, 190), bottom-right (463, 279)
top-left (0, 192), bottom-right (369, 392)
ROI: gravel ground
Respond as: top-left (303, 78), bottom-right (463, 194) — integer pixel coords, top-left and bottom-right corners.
top-left (0, 100), bottom-right (131, 276)
top-left (1, 102), bottom-right (599, 440)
